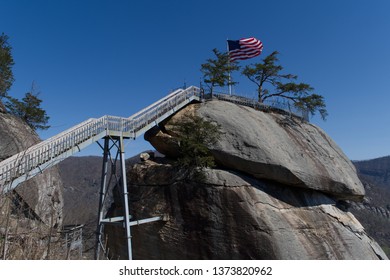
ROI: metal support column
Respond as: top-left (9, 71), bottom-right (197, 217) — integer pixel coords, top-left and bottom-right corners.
top-left (94, 136), bottom-right (133, 260)
top-left (95, 137), bottom-right (110, 260)
top-left (119, 136), bottom-right (132, 260)
top-left (94, 135), bottom-right (164, 260)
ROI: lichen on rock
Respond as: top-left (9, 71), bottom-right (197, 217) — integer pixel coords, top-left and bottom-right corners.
top-left (106, 100), bottom-right (386, 260)
top-left (0, 111), bottom-right (63, 227)
top-left (106, 163), bottom-right (387, 260)
top-left (146, 101), bottom-right (365, 201)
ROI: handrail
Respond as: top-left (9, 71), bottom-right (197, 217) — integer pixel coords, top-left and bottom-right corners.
top-left (211, 92), bottom-right (309, 121)
top-left (0, 86), bottom-right (201, 192)
top-left (128, 88), bottom-right (183, 120)
top-left (1, 85), bottom-right (306, 192)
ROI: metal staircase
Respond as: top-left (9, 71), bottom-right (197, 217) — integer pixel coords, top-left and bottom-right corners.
top-left (0, 86), bottom-right (201, 193)
top-left (0, 85), bottom-right (201, 260)
top-left (0, 84), bottom-right (307, 259)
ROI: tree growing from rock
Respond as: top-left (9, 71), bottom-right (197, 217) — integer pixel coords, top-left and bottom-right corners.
top-left (0, 33), bottom-right (15, 100)
top-left (0, 34), bottom-right (50, 129)
top-left (242, 51), bottom-right (328, 120)
top-left (170, 113), bottom-right (221, 180)
top-left (6, 83), bottom-right (50, 130)
top-left (201, 48), bottom-right (239, 94)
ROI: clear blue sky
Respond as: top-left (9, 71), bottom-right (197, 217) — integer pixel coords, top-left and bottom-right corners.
top-left (1, 0), bottom-right (390, 160)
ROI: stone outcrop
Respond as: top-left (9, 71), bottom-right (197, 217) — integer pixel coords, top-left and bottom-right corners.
top-left (106, 100), bottom-right (386, 260)
top-left (107, 161), bottom-right (386, 260)
top-left (0, 111), bottom-right (63, 226)
top-left (145, 101), bottom-right (365, 201)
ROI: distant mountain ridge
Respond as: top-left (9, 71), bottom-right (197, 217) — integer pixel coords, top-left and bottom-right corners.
top-left (354, 156), bottom-right (390, 188)
top-left (58, 156), bottom-right (102, 226)
top-left (351, 156), bottom-right (390, 256)
top-left (58, 154), bottom-right (143, 225)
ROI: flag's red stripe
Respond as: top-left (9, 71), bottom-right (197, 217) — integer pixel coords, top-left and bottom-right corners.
top-left (230, 50), bottom-right (260, 57)
top-left (230, 51), bottom-right (261, 61)
top-left (228, 37), bottom-right (263, 61)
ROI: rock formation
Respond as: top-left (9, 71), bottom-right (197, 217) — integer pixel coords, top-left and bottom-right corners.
top-left (350, 157), bottom-right (390, 255)
top-left (0, 110), bottom-right (63, 227)
top-left (107, 100), bottom-right (387, 260)
top-left (146, 101), bottom-right (365, 201)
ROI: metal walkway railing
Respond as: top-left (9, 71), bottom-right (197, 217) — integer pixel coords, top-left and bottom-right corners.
top-left (0, 86), bottom-right (201, 193)
top-left (211, 92), bottom-right (310, 121)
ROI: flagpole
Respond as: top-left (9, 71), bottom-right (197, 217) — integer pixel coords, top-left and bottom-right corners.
top-left (227, 38), bottom-right (232, 95)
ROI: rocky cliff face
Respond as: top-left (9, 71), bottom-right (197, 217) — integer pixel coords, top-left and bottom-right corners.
top-left (0, 111), bottom-right (63, 226)
top-left (350, 157), bottom-right (390, 255)
top-left (107, 100), bottom-right (387, 260)
top-left (146, 101), bottom-right (365, 201)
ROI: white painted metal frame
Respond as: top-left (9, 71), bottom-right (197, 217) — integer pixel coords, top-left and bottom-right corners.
top-left (0, 86), bottom-right (201, 260)
top-left (0, 86), bottom-right (201, 193)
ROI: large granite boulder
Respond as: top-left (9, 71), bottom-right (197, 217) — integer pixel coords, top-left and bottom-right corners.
top-left (145, 101), bottom-right (364, 201)
top-left (106, 161), bottom-right (387, 260)
top-left (0, 111), bottom-right (63, 226)
top-left (104, 100), bottom-right (387, 260)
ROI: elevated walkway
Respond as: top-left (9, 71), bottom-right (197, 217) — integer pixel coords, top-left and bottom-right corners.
top-left (0, 86), bottom-right (201, 193)
top-left (0, 85), bottom-right (308, 259)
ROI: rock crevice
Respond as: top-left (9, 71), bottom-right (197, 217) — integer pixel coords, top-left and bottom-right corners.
top-left (106, 100), bottom-right (386, 260)
top-left (146, 101), bottom-right (365, 201)
top-left (0, 112), bottom-right (63, 226)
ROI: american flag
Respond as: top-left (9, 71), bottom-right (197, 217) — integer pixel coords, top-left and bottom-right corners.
top-left (227, 37), bottom-right (263, 61)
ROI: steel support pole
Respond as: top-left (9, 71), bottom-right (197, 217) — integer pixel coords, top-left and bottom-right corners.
top-left (227, 38), bottom-right (232, 95)
top-left (94, 136), bottom-right (157, 260)
top-left (119, 136), bottom-right (132, 260)
top-left (95, 137), bottom-right (109, 260)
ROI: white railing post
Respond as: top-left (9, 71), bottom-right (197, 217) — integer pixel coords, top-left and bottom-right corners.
top-left (0, 86), bottom-right (202, 192)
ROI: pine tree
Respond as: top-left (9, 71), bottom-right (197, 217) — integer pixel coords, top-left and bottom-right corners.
top-left (170, 114), bottom-right (221, 180)
top-left (242, 51), bottom-right (328, 120)
top-left (201, 48), bottom-right (239, 94)
top-left (0, 33), bottom-right (15, 99)
top-left (6, 89), bottom-right (50, 131)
